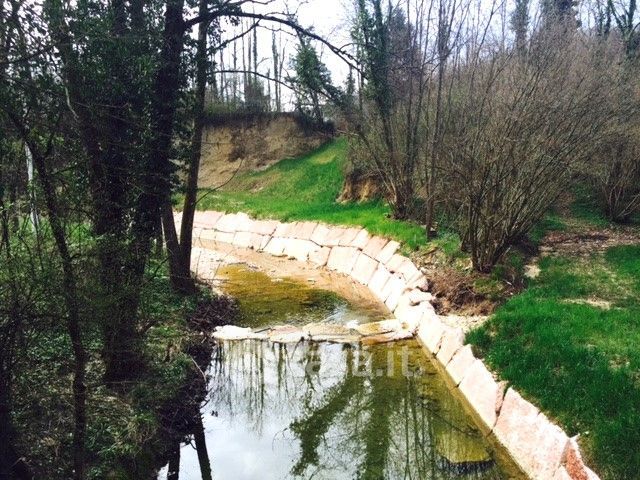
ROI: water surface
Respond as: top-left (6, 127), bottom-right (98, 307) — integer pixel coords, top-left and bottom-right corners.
top-left (216, 264), bottom-right (388, 327)
top-left (158, 264), bottom-right (517, 480)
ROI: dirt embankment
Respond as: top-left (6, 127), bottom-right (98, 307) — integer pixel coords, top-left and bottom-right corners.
top-left (198, 113), bottom-right (333, 188)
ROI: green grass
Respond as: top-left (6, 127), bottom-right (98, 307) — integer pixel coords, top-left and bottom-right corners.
top-left (528, 212), bottom-right (567, 245)
top-left (183, 138), bottom-right (427, 251)
top-left (468, 245), bottom-right (640, 480)
top-left (570, 183), bottom-right (612, 229)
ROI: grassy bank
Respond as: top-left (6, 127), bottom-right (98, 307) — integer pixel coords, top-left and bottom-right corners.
top-left (185, 138), bottom-right (427, 250)
top-left (468, 246), bottom-right (640, 480)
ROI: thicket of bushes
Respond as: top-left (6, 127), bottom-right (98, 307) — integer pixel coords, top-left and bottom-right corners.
top-left (346, 1), bottom-right (640, 272)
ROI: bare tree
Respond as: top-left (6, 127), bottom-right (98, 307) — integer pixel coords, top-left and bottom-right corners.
top-left (443, 28), bottom-right (617, 271)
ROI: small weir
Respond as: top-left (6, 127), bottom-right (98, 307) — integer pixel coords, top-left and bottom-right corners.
top-left (158, 263), bottom-right (519, 480)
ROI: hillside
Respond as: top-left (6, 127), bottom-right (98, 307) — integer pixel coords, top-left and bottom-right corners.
top-left (198, 113), bottom-right (332, 188)
top-left (191, 138), bottom-right (428, 250)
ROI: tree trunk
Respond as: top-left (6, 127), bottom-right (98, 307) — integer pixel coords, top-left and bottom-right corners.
top-left (193, 414), bottom-right (212, 480)
top-left (28, 140), bottom-right (87, 480)
top-left (167, 443), bottom-right (180, 480)
top-left (162, 200), bottom-right (195, 294)
top-left (138, 0), bottom-right (194, 295)
top-left (425, 0), bottom-right (450, 240)
top-left (0, 373), bottom-right (33, 480)
top-left (180, 0), bottom-right (208, 272)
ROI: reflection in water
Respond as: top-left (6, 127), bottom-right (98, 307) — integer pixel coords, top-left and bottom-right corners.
top-left (216, 265), bottom-right (388, 328)
top-left (159, 340), bottom-right (508, 480)
top-left (158, 264), bottom-right (516, 480)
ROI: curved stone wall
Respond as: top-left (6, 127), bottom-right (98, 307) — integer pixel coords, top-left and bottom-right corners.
top-left (178, 210), bottom-right (601, 480)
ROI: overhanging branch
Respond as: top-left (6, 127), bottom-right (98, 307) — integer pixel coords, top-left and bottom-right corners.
top-left (184, 9), bottom-right (361, 73)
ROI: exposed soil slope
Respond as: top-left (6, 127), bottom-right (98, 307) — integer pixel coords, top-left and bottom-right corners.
top-left (198, 113), bottom-right (332, 188)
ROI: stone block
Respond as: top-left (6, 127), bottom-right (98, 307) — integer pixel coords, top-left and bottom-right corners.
top-left (351, 254), bottom-right (378, 285)
top-left (446, 345), bottom-right (476, 385)
top-left (215, 213), bottom-right (240, 233)
top-left (350, 229), bottom-right (371, 249)
top-left (408, 274), bottom-right (429, 290)
top-left (327, 246), bottom-right (360, 275)
top-left (193, 210), bottom-right (223, 228)
top-left (398, 260), bottom-right (422, 284)
top-left (268, 325), bottom-right (307, 343)
top-left (394, 293), bottom-right (411, 313)
top-left (494, 388), bottom-right (569, 480)
top-left (283, 238), bottom-right (317, 262)
top-left (199, 228), bottom-right (217, 241)
top-left (376, 240), bottom-right (400, 263)
top-left (393, 296), bottom-right (424, 332)
top-left (264, 237), bottom-right (287, 256)
top-left (234, 212), bottom-right (254, 232)
top-left (232, 231), bottom-right (253, 249)
top-left (249, 233), bottom-right (268, 250)
top-left (304, 323), bottom-right (353, 337)
top-left (408, 289), bottom-right (433, 306)
top-left (363, 236), bottom-right (388, 259)
top-left (417, 311), bottom-right (446, 354)
top-left (355, 319), bottom-right (402, 336)
top-left (361, 329), bottom-right (414, 345)
top-left (368, 264), bottom-right (392, 301)
top-left (309, 246), bottom-right (331, 267)
top-left (436, 327), bottom-right (465, 366)
top-left (382, 274), bottom-right (406, 311)
top-left (213, 325), bottom-right (267, 341)
top-left (214, 231), bottom-right (235, 244)
top-left (386, 253), bottom-right (407, 273)
top-left (324, 227), bottom-right (347, 247)
top-left (338, 227), bottom-right (362, 246)
top-left (310, 224), bottom-right (331, 245)
top-left (274, 221), bottom-right (296, 238)
top-left (292, 221), bottom-right (318, 240)
top-left (251, 219), bottom-right (279, 235)
top-left (459, 359), bottom-right (506, 429)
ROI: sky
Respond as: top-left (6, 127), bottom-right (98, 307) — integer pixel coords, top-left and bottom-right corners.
top-left (211, 0), bottom-right (602, 109)
top-left (214, 0), bottom-right (354, 108)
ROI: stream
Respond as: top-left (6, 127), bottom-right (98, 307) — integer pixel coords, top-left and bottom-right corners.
top-left (158, 263), bottom-right (519, 480)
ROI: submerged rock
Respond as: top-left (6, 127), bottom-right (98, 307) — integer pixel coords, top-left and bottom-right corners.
top-left (354, 319), bottom-right (402, 336)
top-left (311, 334), bottom-right (361, 343)
top-left (304, 322), bottom-right (354, 337)
top-left (212, 325), bottom-right (267, 341)
top-left (360, 329), bottom-right (414, 345)
top-left (268, 325), bottom-right (308, 343)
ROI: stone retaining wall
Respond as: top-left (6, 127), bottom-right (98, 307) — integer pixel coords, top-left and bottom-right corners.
top-left (178, 210), bottom-right (600, 480)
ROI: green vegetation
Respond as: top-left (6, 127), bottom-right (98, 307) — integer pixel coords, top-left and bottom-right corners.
top-left (7, 240), bottom-right (216, 478)
top-left (468, 245), bottom-right (640, 480)
top-left (528, 212), bottom-right (567, 245)
top-left (185, 139), bottom-right (428, 251)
